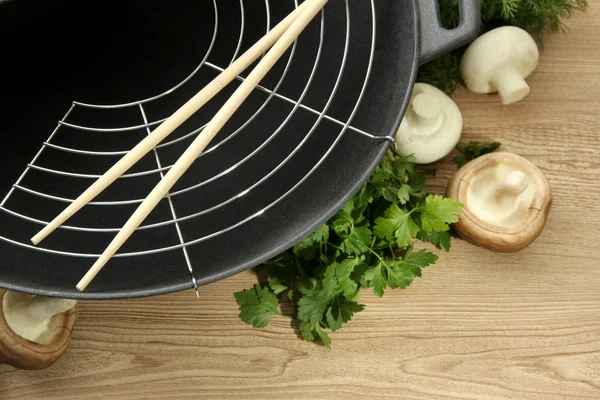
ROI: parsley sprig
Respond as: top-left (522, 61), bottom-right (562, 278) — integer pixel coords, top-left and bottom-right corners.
top-left (452, 141), bottom-right (502, 168)
top-left (235, 152), bottom-right (463, 345)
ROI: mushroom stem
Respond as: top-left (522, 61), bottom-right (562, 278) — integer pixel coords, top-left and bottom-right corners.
top-left (407, 92), bottom-right (443, 135)
top-left (492, 65), bottom-right (531, 105)
top-left (492, 170), bottom-right (529, 209)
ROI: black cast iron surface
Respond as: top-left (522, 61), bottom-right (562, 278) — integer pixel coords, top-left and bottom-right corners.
top-left (0, 0), bottom-right (478, 299)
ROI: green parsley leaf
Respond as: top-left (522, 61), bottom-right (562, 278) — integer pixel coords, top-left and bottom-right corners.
top-left (341, 197), bottom-right (355, 215)
top-left (396, 184), bottom-right (411, 205)
top-left (322, 272), bottom-right (338, 301)
top-left (386, 249), bottom-right (438, 289)
top-left (341, 226), bottom-right (372, 256)
top-left (417, 230), bottom-right (452, 252)
top-left (299, 321), bottom-right (332, 346)
top-left (407, 170), bottom-right (427, 200)
top-left (385, 259), bottom-right (420, 289)
top-left (234, 285), bottom-right (279, 328)
top-left (392, 154), bottom-right (417, 178)
top-left (373, 203), bottom-right (419, 247)
top-left (332, 211), bottom-right (353, 238)
top-left (323, 258), bottom-right (361, 299)
top-left (325, 302), bottom-right (343, 331)
top-left (293, 224), bottom-right (329, 259)
top-left (299, 320), bottom-right (316, 341)
top-left (383, 185), bottom-right (400, 202)
top-left (420, 195), bottom-right (463, 232)
top-left (297, 277), bottom-right (318, 295)
top-left (363, 263), bottom-right (387, 297)
top-left (339, 302), bottom-right (365, 322)
top-left (453, 141), bottom-right (501, 168)
top-left (352, 186), bottom-right (373, 222)
top-left (368, 163), bottom-right (393, 196)
top-left (403, 248), bottom-right (439, 268)
top-left (268, 276), bottom-right (288, 295)
top-left (297, 293), bottom-right (328, 326)
top-left (316, 326), bottom-right (331, 346)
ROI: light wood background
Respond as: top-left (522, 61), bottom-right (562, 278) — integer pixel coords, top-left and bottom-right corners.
top-left (2, 6), bottom-right (599, 400)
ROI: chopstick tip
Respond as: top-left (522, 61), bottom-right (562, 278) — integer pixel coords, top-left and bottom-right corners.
top-left (76, 256), bottom-right (110, 292)
top-left (31, 225), bottom-right (54, 245)
top-left (31, 234), bottom-right (42, 246)
top-left (76, 275), bottom-right (90, 292)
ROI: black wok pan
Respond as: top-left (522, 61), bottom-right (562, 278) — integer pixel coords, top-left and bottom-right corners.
top-left (0, 0), bottom-right (479, 298)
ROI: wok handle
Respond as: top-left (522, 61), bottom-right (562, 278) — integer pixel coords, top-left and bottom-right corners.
top-left (417, 0), bottom-right (480, 65)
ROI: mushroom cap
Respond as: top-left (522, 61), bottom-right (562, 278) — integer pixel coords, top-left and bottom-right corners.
top-left (446, 152), bottom-right (552, 252)
top-left (460, 26), bottom-right (539, 94)
top-left (394, 83), bottom-right (462, 164)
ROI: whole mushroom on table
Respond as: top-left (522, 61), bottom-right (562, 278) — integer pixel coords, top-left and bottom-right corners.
top-left (446, 152), bottom-right (552, 252)
top-left (394, 82), bottom-right (463, 164)
top-left (460, 26), bottom-right (540, 105)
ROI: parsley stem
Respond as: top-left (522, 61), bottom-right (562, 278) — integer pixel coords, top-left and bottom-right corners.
top-left (392, 174), bottom-right (407, 183)
top-left (327, 241), bottom-right (341, 250)
top-left (367, 247), bottom-right (389, 269)
top-left (294, 256), bottom-right (307, 278)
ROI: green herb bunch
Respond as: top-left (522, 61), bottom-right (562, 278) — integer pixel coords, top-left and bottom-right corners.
top-left (235, 152), bottom-right (463, 345)
top-left (418, 0), bottom-right (588, 94)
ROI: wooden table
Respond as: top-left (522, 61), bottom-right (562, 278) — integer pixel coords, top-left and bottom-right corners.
top-left (2, 7), bottom-right (599, 400)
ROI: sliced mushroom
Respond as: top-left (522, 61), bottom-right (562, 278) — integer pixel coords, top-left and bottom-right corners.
top-left (0, 290), bottom-right (77, 369)
top-left (446, 152), bottom-right (552, 252)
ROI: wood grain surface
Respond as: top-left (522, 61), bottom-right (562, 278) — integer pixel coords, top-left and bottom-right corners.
top-left (2, 6), bottom-right (599, 400)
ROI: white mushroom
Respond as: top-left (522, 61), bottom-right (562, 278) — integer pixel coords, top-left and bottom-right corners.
top-left (3, 292), bottom-right (76, 344)
top-left (446, 152), bottom-right (552, 253)
top-left (460, 26), bottom-right (539, 105)
top-left (394, 83), bottom-right (462, 164)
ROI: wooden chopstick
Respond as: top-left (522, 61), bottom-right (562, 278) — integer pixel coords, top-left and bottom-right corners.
top-left (30, 0), bottom-right (312, 246)
top-left (75, 0), bottom-right (329, 291)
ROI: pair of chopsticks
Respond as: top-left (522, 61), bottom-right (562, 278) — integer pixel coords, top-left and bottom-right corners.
top-left (31, 0), bottom-right (329, 291)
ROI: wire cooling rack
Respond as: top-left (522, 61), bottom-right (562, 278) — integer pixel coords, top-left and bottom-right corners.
top-left (0, 0), bottom-right (398, 297)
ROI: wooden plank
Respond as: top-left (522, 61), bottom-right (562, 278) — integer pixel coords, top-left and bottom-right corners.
top-left (1, 6), bottom-right (599, 400)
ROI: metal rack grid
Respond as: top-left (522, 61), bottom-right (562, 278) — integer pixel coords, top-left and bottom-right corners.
top-left (0, 0), bottom-right (390, 295)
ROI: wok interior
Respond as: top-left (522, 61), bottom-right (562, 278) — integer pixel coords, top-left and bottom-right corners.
top-left (0, 0), bottom-right (417, 298)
